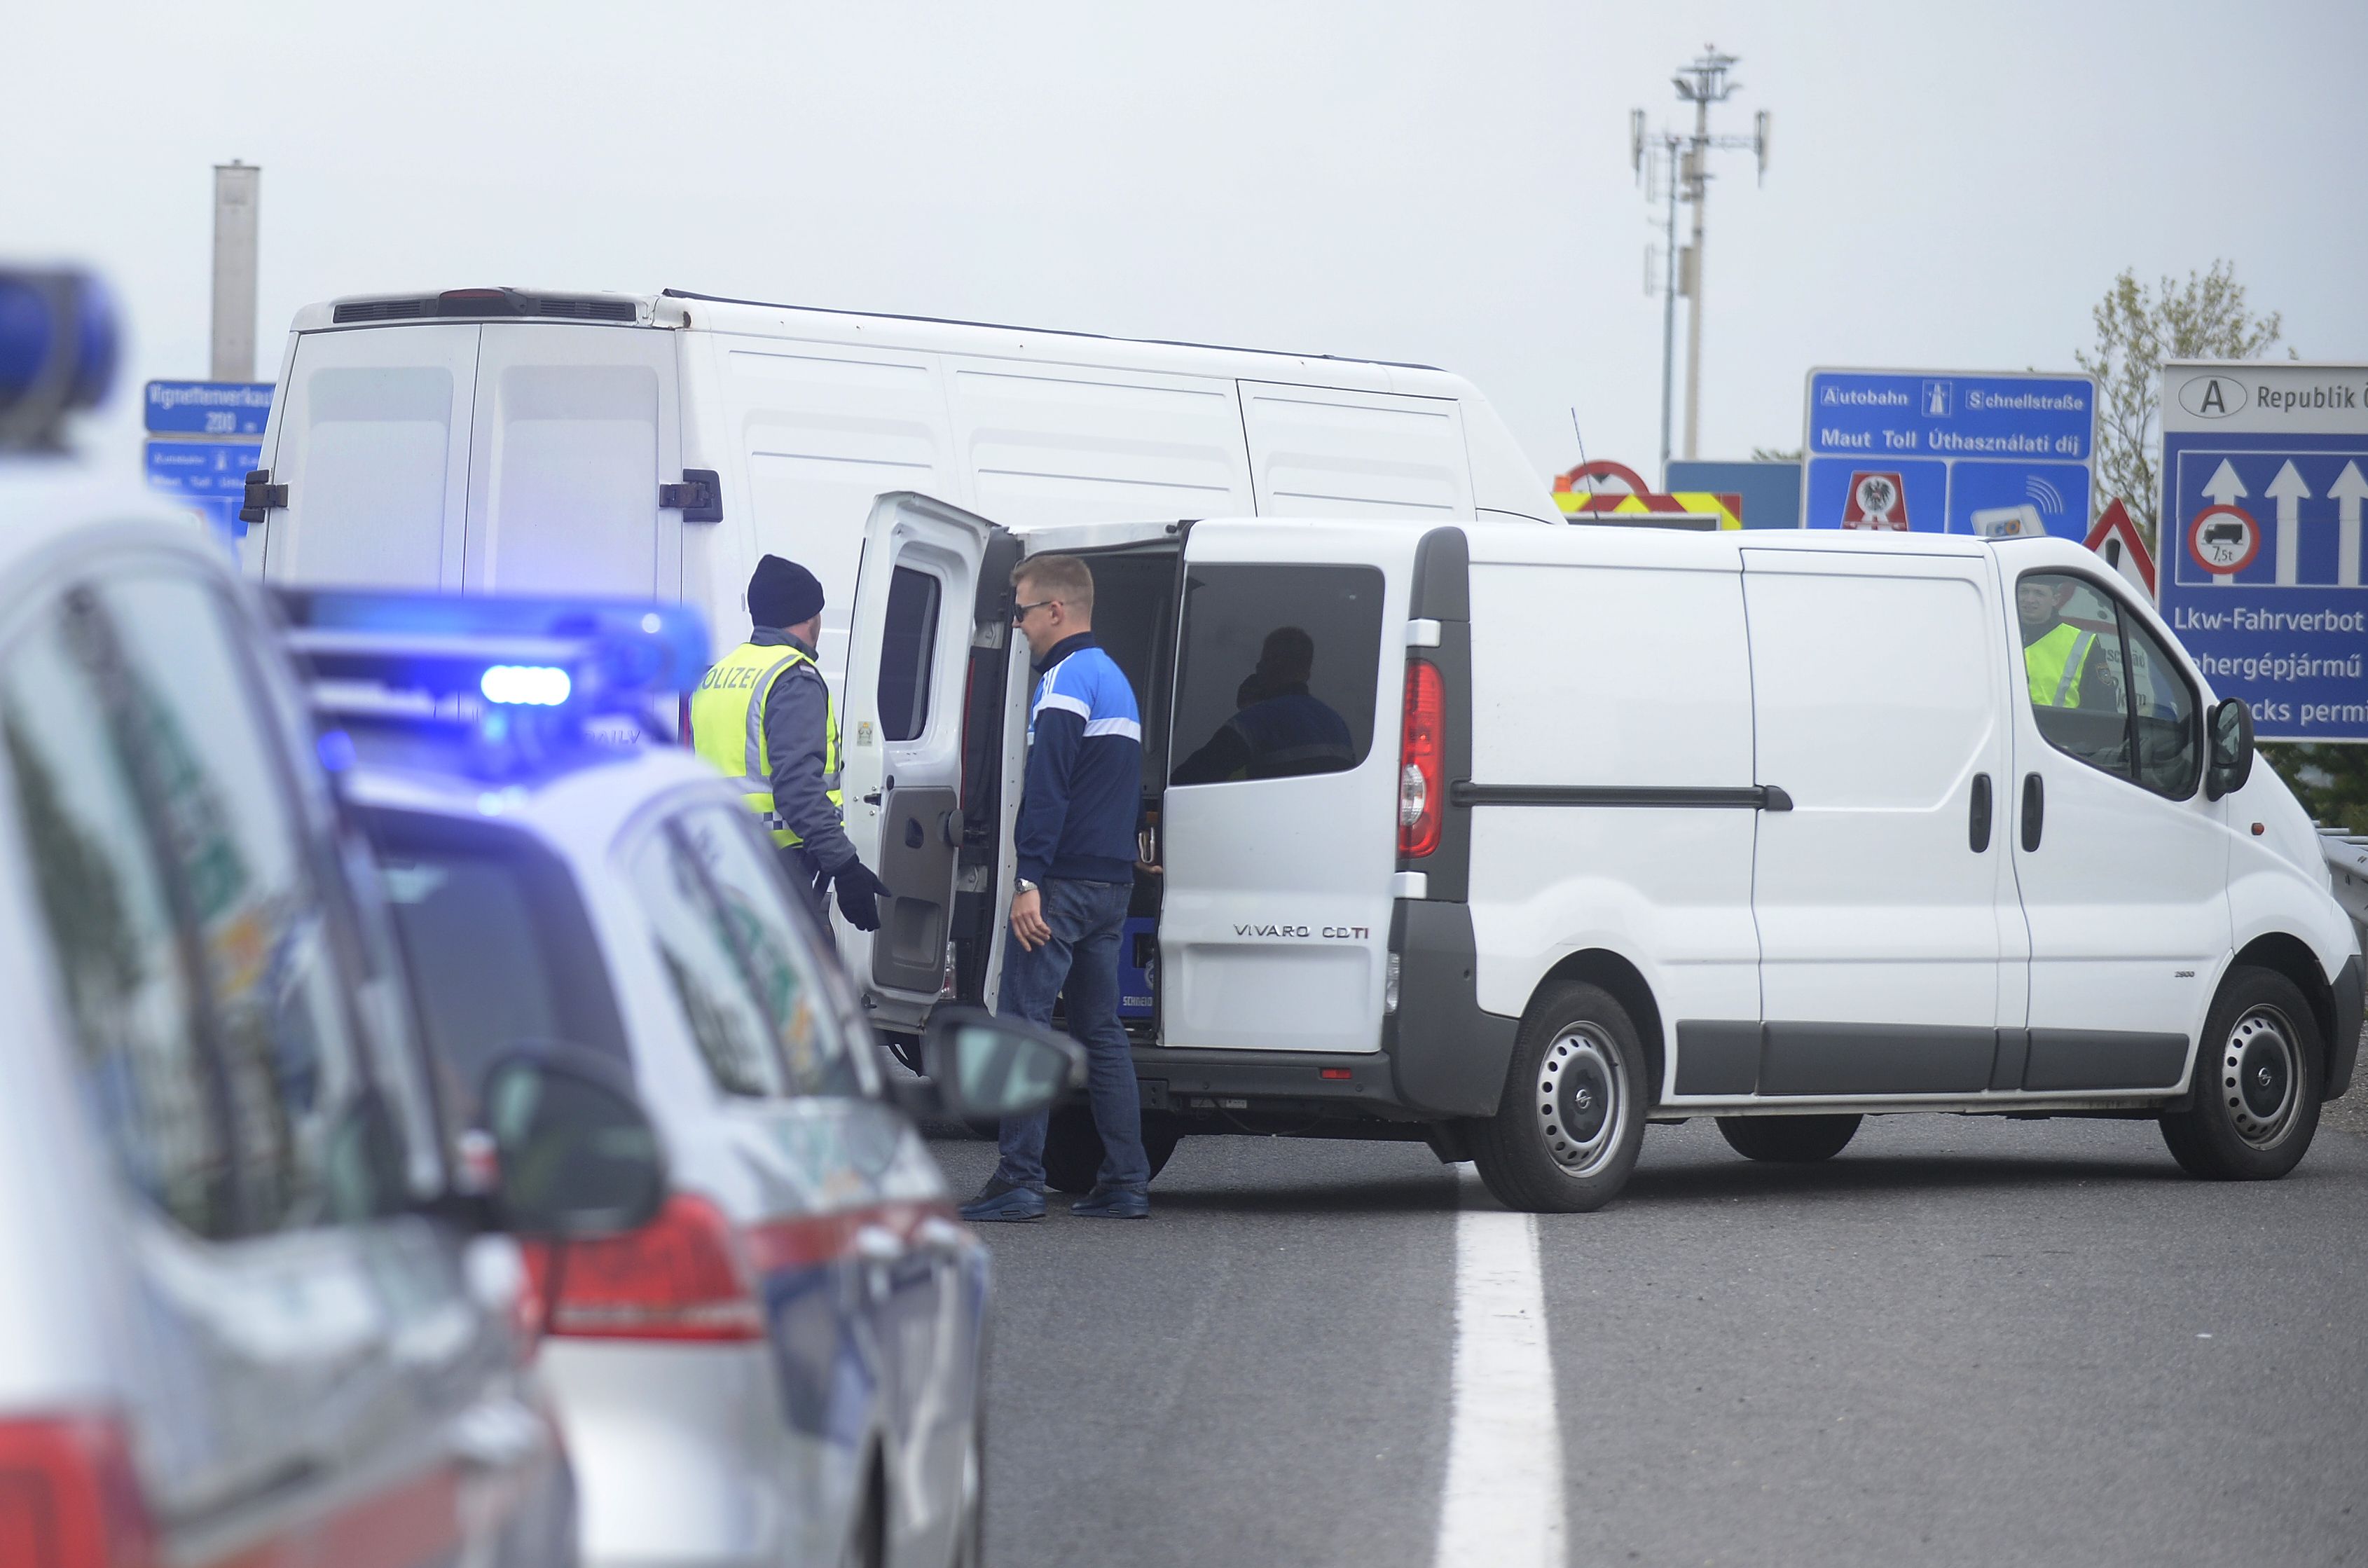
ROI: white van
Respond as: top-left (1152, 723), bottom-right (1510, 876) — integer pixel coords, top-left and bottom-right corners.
top-left (238, 288), bottom-right (1557, 670)
top-left (833, 495), bottom-right (2364, 1211)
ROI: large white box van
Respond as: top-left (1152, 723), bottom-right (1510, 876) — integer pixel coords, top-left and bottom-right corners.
top-left (835, 495), bottom-right (2364, 1211)
top-left (239, 288), bottom-right (1557, 669)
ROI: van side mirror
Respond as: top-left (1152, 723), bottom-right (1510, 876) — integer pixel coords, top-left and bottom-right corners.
top-left (2205, 697), bottom-right (2255, 801)
top-left (479, 1047), bottom-right (666, 1239)
top-left (910, 1007), bottom-right (1083, 1122)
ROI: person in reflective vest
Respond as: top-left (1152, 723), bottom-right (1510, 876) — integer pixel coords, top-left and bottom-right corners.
top-left (2016, 577), bottom-right (2114, 710)
top-left (691, 555), bottom-right (886, 933)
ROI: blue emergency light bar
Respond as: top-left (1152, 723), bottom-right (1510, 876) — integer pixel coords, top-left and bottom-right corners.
top-left (273, 588), bottom-right (709, 724)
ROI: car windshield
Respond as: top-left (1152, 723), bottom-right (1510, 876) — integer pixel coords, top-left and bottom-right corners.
top-left (361, 806), bottom-right (631, 1130)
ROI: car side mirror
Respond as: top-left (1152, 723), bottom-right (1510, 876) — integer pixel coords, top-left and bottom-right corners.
top-left (916, 1006), bottom-right (1083, 1122)
top-left (2205, 697), bottom-right (2255, 801)
top-left (478, 1047), bottom-right (666, 1239)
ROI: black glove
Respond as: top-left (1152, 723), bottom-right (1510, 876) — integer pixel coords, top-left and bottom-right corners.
top-left (832, 859), bottom-right (888, 933)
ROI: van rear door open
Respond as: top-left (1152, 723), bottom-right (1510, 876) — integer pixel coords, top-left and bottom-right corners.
top-left (1157, 521), bottom-right (1403, 1053)
top-left (839, 493), bottom-right (1010, 1030)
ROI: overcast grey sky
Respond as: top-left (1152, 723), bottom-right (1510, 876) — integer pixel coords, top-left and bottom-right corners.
top-left (8, 0), bottom-right (2363, 490)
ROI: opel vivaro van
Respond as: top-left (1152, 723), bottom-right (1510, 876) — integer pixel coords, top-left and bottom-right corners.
top-left (830, 495), bottom-right (2362, 1211)
top-left (238, 288), bottom-right (1557, 675)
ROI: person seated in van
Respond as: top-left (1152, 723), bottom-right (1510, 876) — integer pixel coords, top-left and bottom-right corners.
top-left (1171, 626), bottom-right (1356, 783)
top-left (2016, 576), bottom-right (2121, 711)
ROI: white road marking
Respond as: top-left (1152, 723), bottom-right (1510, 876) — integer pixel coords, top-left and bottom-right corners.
top-left (1433, 1166), bottom-right (1566, 1568)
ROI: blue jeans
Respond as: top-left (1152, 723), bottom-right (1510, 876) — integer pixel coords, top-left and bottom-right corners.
top-left (993, 878), bottom-right (1149, 1192)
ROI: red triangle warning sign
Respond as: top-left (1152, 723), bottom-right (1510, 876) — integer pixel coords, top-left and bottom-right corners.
top-left (2084, 497), bottom-right (2156, 598)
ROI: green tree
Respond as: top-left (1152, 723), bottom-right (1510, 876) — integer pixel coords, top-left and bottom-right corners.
top-left (2076, 260), bottom-right (2282, 549)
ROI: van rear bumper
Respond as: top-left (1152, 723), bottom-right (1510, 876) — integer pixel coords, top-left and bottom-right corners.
top-left (1130, 900), bottom-right (1519, 1124)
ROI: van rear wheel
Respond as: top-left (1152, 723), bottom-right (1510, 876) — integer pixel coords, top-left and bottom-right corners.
top-left (2159, 965), bottom-right (2323, 1180)
top-left (1042, 1105), bottom-right (1180, 1195)
top-left (1468, 981), bottom-right (1648, 1213)
top-left (1716, 1114), bottom-right (1861, 1163)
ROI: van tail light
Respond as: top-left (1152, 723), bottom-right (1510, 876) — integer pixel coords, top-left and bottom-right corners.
top-left (0, 1415), bottom-right (158, 1568)
top-left (677, 695), bottom-right (694, 747)
top-left (522, 1194), bottom-right (763, 1342)
top-left (1398, 658), bottom-right (1445, 858)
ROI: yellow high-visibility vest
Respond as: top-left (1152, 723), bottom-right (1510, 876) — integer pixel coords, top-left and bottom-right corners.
top-left (689, 640), bottom-right (841, 847)
top-left (2023, 622), bottom-right (2098, 709)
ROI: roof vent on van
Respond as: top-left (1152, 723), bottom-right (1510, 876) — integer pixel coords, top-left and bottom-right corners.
top-left (331, 289), bottom-right (638, 324)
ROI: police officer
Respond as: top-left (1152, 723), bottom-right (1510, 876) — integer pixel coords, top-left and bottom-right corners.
top-left (691, 555), bottom-right (887, 933)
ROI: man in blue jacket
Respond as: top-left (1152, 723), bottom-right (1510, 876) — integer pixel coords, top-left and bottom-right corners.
top-left (960, 553), bottom-right (1152, 1221)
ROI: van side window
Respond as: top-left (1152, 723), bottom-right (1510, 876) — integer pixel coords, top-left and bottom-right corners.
top-left (877, 565), bottom-right (942, 743)
top-left (1170, 565), bottom-right (1383, 786)
top-left (2016, 570), bottom-right (2200, 797)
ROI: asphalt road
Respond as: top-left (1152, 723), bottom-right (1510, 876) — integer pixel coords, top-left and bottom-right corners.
top-left (935, 1107), bottom-right (2368, 1568)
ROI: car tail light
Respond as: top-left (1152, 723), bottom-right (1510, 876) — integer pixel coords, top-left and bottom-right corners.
top-left (0, 1415), bottom-right (157, 1568)
top-left (1398, 659), bottom-right (1445, 858)
top-left (523, 1194), bottom-right (763, 1342)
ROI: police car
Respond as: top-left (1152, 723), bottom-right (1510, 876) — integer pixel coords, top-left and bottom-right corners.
top-left (275, 587), bottom-right (1077, 1568)
top-left (1, 269), bottom-right (654, 1568)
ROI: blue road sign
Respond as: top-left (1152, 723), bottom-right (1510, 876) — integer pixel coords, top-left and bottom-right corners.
top-left (1803, 369), bottom-right (2095, 538)
top-left (1665, 460), bottom-right (1802, 529)
top-left (145, 438), bottom-right (261, 501)
top-left (2158, 362), bottom-right (2368, 743)
top-left (144, 380), bottom-right (273, 436)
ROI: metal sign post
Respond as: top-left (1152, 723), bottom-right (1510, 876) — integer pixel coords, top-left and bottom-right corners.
top-left (1801, 369), bottom-right (2096, 537)
top-left (210, 163), bottom-right (259, 383)
top-left (2158, 361), bottom-right (2368, 743)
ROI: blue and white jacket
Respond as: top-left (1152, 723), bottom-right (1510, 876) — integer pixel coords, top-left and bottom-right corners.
top-left (1017, 633), bottom-right (1142, 886)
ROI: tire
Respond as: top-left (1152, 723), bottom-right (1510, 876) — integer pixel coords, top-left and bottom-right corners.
top-left (2159, 965), bottom-right (2324, 1180)
top-left (1041, 1105), bottom-right (1179, 1195)
top-left (1468, 980), bottom-right (1650, 1213)
top-left (1716, 1113), bottom-right (1861, 1163)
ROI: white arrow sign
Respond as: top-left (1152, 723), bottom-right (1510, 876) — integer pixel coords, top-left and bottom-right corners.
top-left (2266, 460), bottom-right (2311, 586)
top-left (2331, 460), bottom-right (2368, 589)
top-left (2202, 459), bottom-right (2247, 506)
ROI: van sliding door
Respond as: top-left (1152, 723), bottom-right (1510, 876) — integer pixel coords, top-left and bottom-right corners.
top-left (461, 324), bottom-right (682, 598)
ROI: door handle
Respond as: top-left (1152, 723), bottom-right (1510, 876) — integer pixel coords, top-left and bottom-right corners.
top-left (1968, 773), bottom-right (1992, 853)
top-left (2021, 772), bottom-right (2044, 851)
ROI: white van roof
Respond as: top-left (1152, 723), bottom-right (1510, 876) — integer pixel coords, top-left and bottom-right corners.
top-left (293, 287), bottom-right (1482, 399)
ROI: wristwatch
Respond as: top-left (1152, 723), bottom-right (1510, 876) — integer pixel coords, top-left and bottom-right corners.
top-left (1014, 878), bottom-right (1039, 896)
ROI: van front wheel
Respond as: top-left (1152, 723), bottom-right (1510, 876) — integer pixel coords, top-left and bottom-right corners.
top-left (2159, 966), bottom-right (2323, 1180)
top-left (1469, 981), bottom-right (1648, 1213)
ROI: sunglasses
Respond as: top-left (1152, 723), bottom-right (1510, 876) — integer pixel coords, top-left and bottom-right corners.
top-left (1012, 598), bottom-right (1058, 624)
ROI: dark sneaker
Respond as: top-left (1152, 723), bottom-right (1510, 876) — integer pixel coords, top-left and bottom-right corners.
top-left (1070, 1186), bottom-right (1150, 1219)
top-left (959, 1178), bottom-right (1046, 1223)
